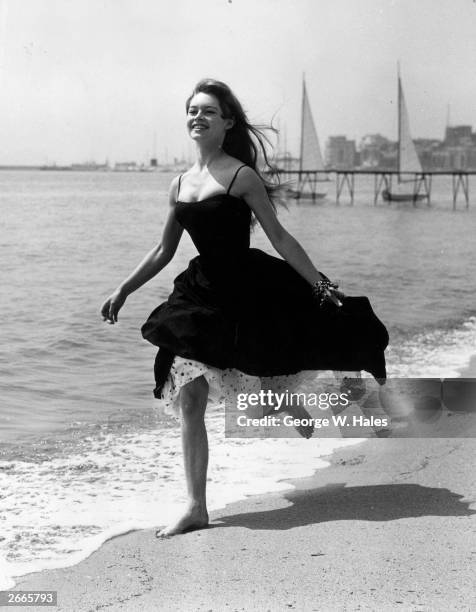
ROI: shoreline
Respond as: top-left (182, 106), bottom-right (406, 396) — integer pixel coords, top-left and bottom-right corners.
top-left (7, 355), bottom-right (476, 607)
top-left (2, 155), bottom-right (476, 608)
top-left (15, 409), bottom-right (476, 611)
top-left (8, 358), bottom-right (476, 605)
top-left (2, 436), bottom-right (363, 592)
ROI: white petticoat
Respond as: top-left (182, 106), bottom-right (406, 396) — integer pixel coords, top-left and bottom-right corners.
top-left (155, 355), bottom-right (347, 420)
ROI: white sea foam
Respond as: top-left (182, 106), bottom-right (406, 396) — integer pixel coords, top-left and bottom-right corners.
top-left (0, 418), bottom-right (361, 589)
top-left (2, 171), bottom-right (476, 589)
top-left (385, 316), bottom-right (476, 378)
top-left (3, 317), bottom-right (476, 589)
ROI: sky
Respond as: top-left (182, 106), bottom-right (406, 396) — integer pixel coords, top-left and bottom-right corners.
top-left (1, 0), bottom-right (476, 165)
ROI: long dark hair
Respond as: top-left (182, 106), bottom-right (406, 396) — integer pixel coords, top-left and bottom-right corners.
top-left (185, 79), bottom-right (283, 216)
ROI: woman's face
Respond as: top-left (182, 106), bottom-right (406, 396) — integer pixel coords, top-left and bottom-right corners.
top-left (186, 92), bottom-right (233, 145)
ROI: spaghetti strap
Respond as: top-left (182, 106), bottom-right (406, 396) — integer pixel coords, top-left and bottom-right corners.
top-left (226, 165), bottom-right (247, 195)
top-left (176, 175), bottom-right (183, 202)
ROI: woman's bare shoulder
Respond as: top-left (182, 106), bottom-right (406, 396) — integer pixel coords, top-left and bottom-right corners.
top-left (167, 173), bottom-right (187, 204)
top-left (169, 172), bottom-right (188, 188)
top-left (231, 164), bottom-right (262, 189)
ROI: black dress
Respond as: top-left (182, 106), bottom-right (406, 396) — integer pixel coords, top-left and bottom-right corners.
top-left (141, 166), bottom-right (389, 413)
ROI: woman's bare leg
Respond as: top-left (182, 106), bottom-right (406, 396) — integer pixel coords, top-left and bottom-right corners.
top-left (156, 375), bottom-right (210, 537)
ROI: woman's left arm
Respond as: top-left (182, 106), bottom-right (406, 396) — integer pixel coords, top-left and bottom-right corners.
top-left (238, 167), bottom-right (343, 306)
top-left (238, 168), bottom-right (323, 281)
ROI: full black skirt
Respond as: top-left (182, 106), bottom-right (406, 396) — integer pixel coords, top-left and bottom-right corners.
top-left (141, 249), bottom-right (389, 396)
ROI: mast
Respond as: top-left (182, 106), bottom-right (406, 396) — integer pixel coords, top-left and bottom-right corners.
top-left (299, 73), bottom-right (305, 174)
top-left (284, 124), bottom-right (288, 171)
top-left (397, 61), bottom-right (401, 180)
top-left (445, 103), bottom-right (451, 142)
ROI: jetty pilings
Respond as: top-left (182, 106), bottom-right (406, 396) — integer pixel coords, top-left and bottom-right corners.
top-left (272, 169), bottom-right (474, 208)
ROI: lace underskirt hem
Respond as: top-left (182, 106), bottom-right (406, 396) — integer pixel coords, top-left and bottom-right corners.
top-left (154, 355), bottom-right (360, 421)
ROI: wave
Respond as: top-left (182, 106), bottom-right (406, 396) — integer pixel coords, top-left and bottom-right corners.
top-left (385, 315), bottom-right (476, 378)
top-left (0, 418), bottom-right (360, 589)
top-left (2, 314), bottom-right (476, 588)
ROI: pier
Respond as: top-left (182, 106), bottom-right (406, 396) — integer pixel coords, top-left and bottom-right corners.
top-left (273, 169), bottom-right (476, 209)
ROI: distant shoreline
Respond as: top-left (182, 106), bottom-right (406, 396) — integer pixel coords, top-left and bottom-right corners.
top-left (0, 166), bottom-right (181, 173)
top-left (0, 165), bottom-right (42, 170)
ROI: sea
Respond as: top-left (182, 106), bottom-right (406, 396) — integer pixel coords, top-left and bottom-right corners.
top-left (1, 169), bottom-right (475, 588)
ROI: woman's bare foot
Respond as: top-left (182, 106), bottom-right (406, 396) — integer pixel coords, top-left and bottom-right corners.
top-left (156, 502), bottom-right (209, 538)
top-left (283, 403), bottom-right (314, 439)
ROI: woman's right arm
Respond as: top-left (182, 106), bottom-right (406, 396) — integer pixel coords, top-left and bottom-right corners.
top-left (101, 177), bottom-right (183, 324)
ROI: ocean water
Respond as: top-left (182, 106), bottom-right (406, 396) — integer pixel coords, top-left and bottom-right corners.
top-left (1, 170), bottom-right (475, 588)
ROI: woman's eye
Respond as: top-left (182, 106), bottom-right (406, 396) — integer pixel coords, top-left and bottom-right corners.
top-left (188, 109), bottom-right (216, 116)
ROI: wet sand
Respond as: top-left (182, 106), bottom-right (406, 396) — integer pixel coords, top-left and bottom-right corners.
top-left (15, 410), bottom-right (476, 612)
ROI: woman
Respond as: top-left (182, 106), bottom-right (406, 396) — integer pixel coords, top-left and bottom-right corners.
top-left (101, 79), bottom-right (389, 536)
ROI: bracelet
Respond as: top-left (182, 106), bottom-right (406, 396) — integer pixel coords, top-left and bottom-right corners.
top-left (311, 278), bottom-right (338, 307)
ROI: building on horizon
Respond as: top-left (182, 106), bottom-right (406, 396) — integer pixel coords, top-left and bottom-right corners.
top-left (416, 126), bottom-right (476, 170)
top-left (114, 161), bottom-right (139, 172)
top-left (444, 125), bottom-right (473, 147)
top-left (325, 136), bottom-right (356, 170)
top-left (355, 126), bottom-right (476, 171)
top-left (358, 134), bottom-right (392, 169)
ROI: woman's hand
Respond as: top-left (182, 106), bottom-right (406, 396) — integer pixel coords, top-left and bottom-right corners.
top-left (317, 280), bottom-right (345, 308)
top-left (101, 288), bottom-right (127, 324)
top-left (311, 276), bottom-right (345, 308)
top-left (324, 286), bottom-right (345, 308)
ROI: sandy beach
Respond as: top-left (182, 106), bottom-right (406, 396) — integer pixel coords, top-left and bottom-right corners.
top-left (12, 408), bottom-right (476, 612)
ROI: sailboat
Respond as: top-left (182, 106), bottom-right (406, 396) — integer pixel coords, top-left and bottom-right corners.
top-left (382, 69), bottom-right (429, 203)
top-left (288, 76), bottom-right (327, 201)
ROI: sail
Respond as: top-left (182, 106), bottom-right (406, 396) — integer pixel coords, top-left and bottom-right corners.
top-left (398, 76), bottom-right (422, 174)
top-left (300, 80), bottom-right (325, 172)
